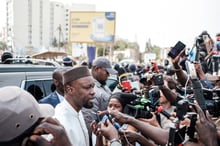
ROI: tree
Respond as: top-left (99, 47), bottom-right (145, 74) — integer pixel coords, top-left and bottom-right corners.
top-left (52, 37), bottom-right (58, 47)
top-left (116, 53), bottom-right (124, 61)
top-left (0, 41), bottom-right (7, 51)
top-left (114, 39), bottom-right (128, 50)
top-left (60, 42), bottom-right (64, 47)
top-left (148, 45), bottom-right (162, 61)
top-left (97, 47), bottom-right (104, 56)
top-left (94, 43), bottom-right (103, 56)
top-left (127, 42), bottom-right (139, 50)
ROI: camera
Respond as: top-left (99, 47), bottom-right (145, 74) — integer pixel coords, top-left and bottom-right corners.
top-left (177, 87), bottom-right (220, 117)
top-left (205, 98), bottom-right (220, 117)
top-left (168, 99), bottom-right (198, 145)
top-left (203, 89), bottom-right (220, 117)
top-left (123, 87), bottom-right (160, 119)
top-left (198, 88), bottom-right (220, 117)
top-left (196, 36), bottom-right (204, 45)
top-left (167, 88), bottom-right (220, 145)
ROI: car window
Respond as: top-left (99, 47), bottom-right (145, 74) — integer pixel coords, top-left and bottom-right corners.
top-left (24, 79), bottom-right (53, 101)
top-left (43, 79), bottom-right (54, 95)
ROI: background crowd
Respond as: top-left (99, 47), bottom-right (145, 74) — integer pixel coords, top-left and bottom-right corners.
top-left (1, 30), bottom-right (220, 146)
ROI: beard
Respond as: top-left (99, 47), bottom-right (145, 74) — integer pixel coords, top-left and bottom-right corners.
top-left (99, 80), bottom-right (106, 86)
top-left (83, 101), bottom-right (94, 109)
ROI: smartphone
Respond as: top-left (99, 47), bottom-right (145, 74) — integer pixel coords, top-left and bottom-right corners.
top-left (168, 41), bottom-right (186, 59)
top-left (121, 80), bottom-right (131, 92)
top-left (154, 74), bottom-right (164, 86)
top-left (185, 61), bottom-right (197, 79)
top-left (91, 112), bottom-right (100, 123)
top-left (120, 124), bottom-right (128, 130)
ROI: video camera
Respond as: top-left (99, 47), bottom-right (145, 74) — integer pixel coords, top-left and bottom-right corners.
top-left (180, 61), bottom-right (220, 117)
top-left (168, 98), bottom-right (198, 145)
top-left (188, 88), bottom-right (220, 117)
top-left (168, 80), bottom-right (220, 145)
top-left (177, 87), bottom-right (220, 118)
top-left (123, 86), bottom-right (160, 119)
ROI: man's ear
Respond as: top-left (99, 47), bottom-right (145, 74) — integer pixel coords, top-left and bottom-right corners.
top-left (66, 84), bottom-right (72, 93)
top-left (54, 79), bottom-right (59, 86)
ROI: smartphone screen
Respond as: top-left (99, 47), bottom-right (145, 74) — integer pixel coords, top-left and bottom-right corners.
top-left (185, 61), bottom-right (197, 79)
top-left (168, 41), bottom-right (186, 59)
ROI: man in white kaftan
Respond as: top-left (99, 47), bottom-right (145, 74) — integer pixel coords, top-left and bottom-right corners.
top-left (55, 99), bottom-right (89, 146)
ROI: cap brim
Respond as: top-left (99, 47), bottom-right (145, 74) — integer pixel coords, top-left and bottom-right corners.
top-left (39, 104), bottom-right (55, 117)
top-left (106, 68), bottom-right (117, 75)
top-left (63, 61), bottom-right (72, 64)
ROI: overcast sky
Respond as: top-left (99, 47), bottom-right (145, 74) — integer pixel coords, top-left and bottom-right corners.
top-left (1, 0), bottom-right (220, 52)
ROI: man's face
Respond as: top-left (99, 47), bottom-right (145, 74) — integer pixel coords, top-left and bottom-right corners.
top-left (94, 67), bottom-right (109, 85)
top-left (71, 76), bottom-right (95, 109)
top-left (54, 72), bottom-right (65, 95)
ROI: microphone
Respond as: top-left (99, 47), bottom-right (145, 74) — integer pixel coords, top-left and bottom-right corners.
top-left (120, 92), bottom-right (140, 100)
top-left (157, 106), bottom-right (171, 119)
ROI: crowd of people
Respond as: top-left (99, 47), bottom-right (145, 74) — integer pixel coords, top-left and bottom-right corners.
top-left (1, 30), bottom-right (220, 146)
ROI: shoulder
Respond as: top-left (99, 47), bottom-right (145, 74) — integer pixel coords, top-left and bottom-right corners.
top-left (39, 92), bottom-right (58, 101)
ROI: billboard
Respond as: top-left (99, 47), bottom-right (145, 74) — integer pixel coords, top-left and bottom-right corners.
top-left (144, 53), bottom-right (156, 63)
top-left (69, 12), bottom-right (116, 43)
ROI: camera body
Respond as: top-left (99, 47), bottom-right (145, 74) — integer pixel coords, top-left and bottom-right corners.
top-left (179, 87), bottom-right (220, 117)
top-left (206, 99), bottom-right (220, 117)
top-left (123, 87), bottom-right (160, 119)
top-left (196, 88), bottom-right (220, 117)
top-left (169, 99), bottom-right (198, 145)
top-left (124, 103), bottom-right (153, 119)
top-left (196, 36), bottom-right (204, 45)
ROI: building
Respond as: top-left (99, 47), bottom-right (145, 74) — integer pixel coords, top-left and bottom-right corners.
top-left (5, 0), bottom-right (95, 56)
top-left (6, 0), bottom-right (51, 56)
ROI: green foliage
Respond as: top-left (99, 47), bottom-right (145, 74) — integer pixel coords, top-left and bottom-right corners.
top-left (93, 38), bottom-right (162, 61)
top-left (115, 53), bottom-right (124, 61)
top-left (60, 42), bottom-right (64, 47)
top-left (113, 39), bottom-right (139, 51)
top-left (97, 47), bottom-right (104, 56)
top-left (52, 37), bottom-right (57, 47)
top-left (0, 41), bottom-right (7, 50)
top-left (95, 43), bottom-right (104, 56)
top-left (127, 42), bottom-right (139, 50)
top-left (114, 39), bottom-right (128, 50)
top-left (147, 45), bottom-right (162, 60)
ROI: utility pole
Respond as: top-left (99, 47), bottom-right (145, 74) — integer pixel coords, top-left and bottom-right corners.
top-left (58, 24), bottom-right (61, 51)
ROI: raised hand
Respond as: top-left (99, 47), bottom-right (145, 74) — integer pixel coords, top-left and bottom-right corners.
top-left (28, 117), bottom-right (72, 146)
